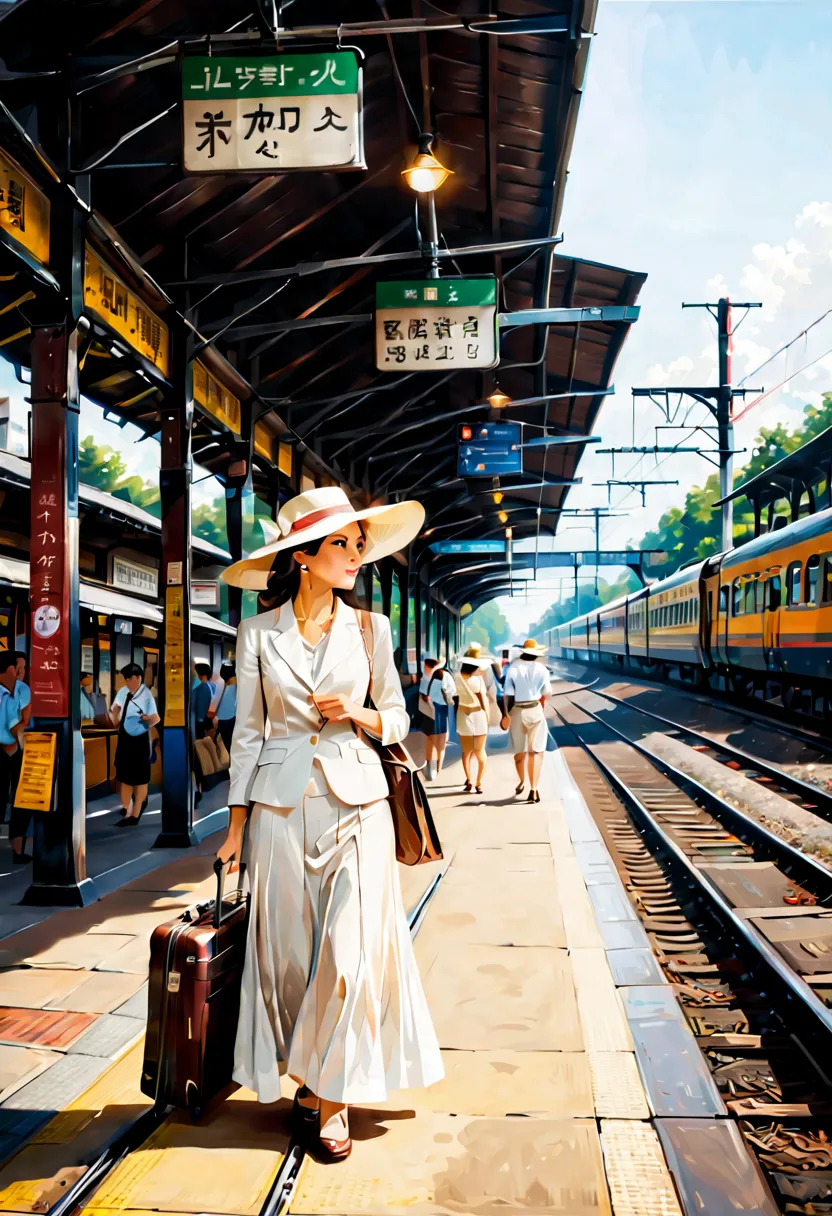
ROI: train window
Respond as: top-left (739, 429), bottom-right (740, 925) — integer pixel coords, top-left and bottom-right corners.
top-left (732, 579), bottom-right (742, 615)
top-left (743, 578), bottom-right (757, 614)
top-left (806, 555), bottom-right (820, 605)
top-left (788, 561), bottom-right (802, 606)
top-left (768, 575), bottom-right (781, 611)
top-left (823, 557), bottom-right (832, 603)
top-left (694, 597), bottom-right (700, 621)
top-left (719, 586), bottom-right (729, 616)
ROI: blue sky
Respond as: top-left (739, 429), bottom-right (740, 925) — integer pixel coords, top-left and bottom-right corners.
top-left (497, 0), bottom-right (832, 632)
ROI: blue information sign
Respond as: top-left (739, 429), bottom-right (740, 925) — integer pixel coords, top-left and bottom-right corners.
top-left (458, 421), bottom-right (522, 478)
top-left (429, 540), bottom-right (507, 555)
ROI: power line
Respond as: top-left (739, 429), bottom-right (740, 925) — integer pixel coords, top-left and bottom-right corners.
top-left (734, 342), bottom-right (832, 423)
top-left (737, 308), bottom-right (832, 388)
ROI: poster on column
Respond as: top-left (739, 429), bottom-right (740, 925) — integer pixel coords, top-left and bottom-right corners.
top-left (30, 399), bottom-right (69, 717)
top-left (181, 53), bottom-right (364, 172)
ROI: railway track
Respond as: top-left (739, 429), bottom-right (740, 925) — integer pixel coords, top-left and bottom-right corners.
top-left (552, 697), bottom-right (832, 1214)
top-left (551, 656), bottom-right (832, 759)
top-left (45, 866), bottom-right (447, 1216)
top-left (570, 684), bottom-right (832, 827)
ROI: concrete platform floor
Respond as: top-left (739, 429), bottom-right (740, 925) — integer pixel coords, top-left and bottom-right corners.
top-left (0, 736), bottom-right (684, 1216)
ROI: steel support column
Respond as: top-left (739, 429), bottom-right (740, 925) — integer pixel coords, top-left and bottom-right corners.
top-left (23, 309), bottom-right (95, 906)
top-left (225, 418), bottom-right (254, 629)
top-left (157, 322), bottom-right (197, 848)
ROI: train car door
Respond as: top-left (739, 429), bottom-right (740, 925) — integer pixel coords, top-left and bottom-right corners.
top-left (762, 566), bottom-right (782, 669)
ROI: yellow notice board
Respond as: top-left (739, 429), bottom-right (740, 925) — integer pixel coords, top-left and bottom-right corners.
top-left (164, 585), bottom-right (186, 728)
top-left (14, 732), bottom-right (57, 813)
top-left (0, 146), bottom-right (50, 266)
top-left (254, 421), bottom-right (273, 463)
top-left (83, 246), bottom-right (170, 377)
top-left (194, 359), bottom-right (241, 434)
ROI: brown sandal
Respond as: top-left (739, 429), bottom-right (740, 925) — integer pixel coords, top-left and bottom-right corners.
top-left (316, 1108), bottom-right (351, 1162)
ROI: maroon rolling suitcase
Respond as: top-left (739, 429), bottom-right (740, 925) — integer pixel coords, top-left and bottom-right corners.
top-left (141, 858), bottom-right (249, 1119)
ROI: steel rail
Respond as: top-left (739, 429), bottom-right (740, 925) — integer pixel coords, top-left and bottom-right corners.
top-left (554, 705), bottom-right (832, 1081)
top-left (581, 687), bottom-right (832, 825)
top-left (41, 862), bottom-right (448, 1216)
top-left (563, 698), bottom-right (832, 903)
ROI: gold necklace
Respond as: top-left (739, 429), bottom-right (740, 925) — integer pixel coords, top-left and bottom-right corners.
top-left (295, 597), bottom-right (336, 628)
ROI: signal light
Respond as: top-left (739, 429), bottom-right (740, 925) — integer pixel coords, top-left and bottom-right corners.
top-left (492, 491), bottom-right (504, 504)
top-left (498, 510), bottom-right (508, 523)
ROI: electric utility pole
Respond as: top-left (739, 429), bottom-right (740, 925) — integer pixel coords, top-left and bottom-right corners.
top-left (630, 296), bottom-right (762, 554)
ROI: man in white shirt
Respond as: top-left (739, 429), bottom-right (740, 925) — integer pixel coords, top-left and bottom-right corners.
top-left (501, 639), bottom-right (552, 802)
top-left (418, 657), bottom-right (456, 781)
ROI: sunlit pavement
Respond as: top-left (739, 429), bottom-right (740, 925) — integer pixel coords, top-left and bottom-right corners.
top-left (0, 781), bottom-right (230, 942)
top-left (0, 729), bottom-right (684, 1216)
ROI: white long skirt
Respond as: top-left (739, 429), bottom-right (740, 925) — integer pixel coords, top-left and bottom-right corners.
top-left (232, 766), bottom-right (444, 1105)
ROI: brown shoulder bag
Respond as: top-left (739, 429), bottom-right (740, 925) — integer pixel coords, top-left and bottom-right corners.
top-left (357, 610), bottom-right (443, 866)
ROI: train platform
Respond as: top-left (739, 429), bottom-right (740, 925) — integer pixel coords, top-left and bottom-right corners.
top-left (0, 735), bottom-right (776, 1216)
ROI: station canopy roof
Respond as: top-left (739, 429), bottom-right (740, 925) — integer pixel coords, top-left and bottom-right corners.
top-left (716, 425), bottom-right (832, 514)
top-left (0, 0), bottom-right (645, 607)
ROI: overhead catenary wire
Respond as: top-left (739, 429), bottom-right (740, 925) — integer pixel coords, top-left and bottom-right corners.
top-left (738, 307), bottom-right (832, 388)
top-left (734, 342), bottom-right (832, 424)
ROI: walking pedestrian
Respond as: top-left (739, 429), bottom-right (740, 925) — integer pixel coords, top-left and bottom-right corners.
top-left (418, 657), bottom-right (455, 781)
top-left (215, 661), bottom-right (237, 752)
top-left (216, 487), bottom-right (442, 1162)
top-left (464, 642), bottom-right (501, 725)
top-left (454, 658), bottom-right (490, 794)
top-left (501, 639), bottom-right (552, 803)
top-left (110, 663), bottom-right (160, 825)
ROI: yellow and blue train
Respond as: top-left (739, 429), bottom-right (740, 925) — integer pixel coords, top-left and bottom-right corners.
top-left (550, 507), bottom-right (832, 716)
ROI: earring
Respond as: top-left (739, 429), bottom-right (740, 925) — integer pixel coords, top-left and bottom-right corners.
top-left (300, 564), bottom-right (309, 571)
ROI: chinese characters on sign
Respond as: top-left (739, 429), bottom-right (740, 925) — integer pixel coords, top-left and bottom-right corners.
top-left (14, 733), bottom-right (57, 813)
top-left (194, 359), bottom-right (241, 433)
top-left (182, 54), bottom-right (363, 172)
top-left (375, 279), bottom-right (499, 371)
top-left (112, 556), bottom-right (159, 598)
top-left (30, 400), bottom-right (69, 716)
top-left (0, 147), bottom-right (50, 266)
top-left (83, 247), bottom-right (170, 378)
top-left (164, 585), bottom-right (186, 728)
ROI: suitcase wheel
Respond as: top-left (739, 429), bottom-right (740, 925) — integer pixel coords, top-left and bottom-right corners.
top-left (186, 1081), bottom-right (202, 1122)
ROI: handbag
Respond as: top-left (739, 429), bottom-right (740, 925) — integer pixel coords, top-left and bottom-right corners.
top-left (357, 610), bottom-right (443, 867)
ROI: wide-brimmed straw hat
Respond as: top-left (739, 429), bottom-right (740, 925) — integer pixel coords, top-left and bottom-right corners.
top-left (464, 644), bottom-right (496, 662)
top-left (459, 655), bottom-right (494, 669)
top-left (517, 638), bottom-right (548, 656)
top-left (222, 487), bottom-right (424, 590)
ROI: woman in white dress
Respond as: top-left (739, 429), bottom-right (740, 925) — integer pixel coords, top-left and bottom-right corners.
top-left (217, 488), bottom-right (443, 1162)
top-left (453, 659), bottom-right (490, 793)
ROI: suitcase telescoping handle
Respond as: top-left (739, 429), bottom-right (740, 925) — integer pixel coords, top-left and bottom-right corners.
top-left (212, 856), bottom-right (247, 930)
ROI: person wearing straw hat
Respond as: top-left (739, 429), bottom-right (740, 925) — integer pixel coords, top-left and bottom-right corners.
top-left (216, 487), bottom-right (443, 1162)
top-left (464, 642), bottom-right (502, 726)
top-left (454, 656), bottom-right (492, 794)
top-left (501, 639), bottom-right (552, 802)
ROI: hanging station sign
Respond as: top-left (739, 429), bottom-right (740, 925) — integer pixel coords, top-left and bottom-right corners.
top-left (457, 421), bottom-right (522, 478)
top-left (194, 359), bottom-right (241, 433)
top-left (430, 540), bottom-right (506, 555)
top-left (0, 147), bottom-right (50, 266)
top-left (375, 278), bottom-right (499, 371)
top-left (182, 53), bottom-right (364, 173)
top-left (83, 247), bottom-right (170, 377)
top-left (111, 555), bottom-right (159, 598)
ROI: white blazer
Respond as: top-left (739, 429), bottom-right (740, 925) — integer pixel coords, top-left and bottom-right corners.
top-left (228, 600), bottom-right (409, 810)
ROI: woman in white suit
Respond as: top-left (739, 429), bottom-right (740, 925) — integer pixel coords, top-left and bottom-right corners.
top-left (217, 488), bottom-right (442, 1162)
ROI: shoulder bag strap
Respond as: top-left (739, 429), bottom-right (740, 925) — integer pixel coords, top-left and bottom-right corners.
top-left (356, 608), bottom-right (375, 701)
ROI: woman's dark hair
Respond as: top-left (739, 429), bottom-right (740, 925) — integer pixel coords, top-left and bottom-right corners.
top-left (194, 662), bottom-right (212, 679)
top-left (120, 663), bottom-right (144, 680)
top-left (460, 661), bottom-right (479, 675)
top-left (258, 532), bottom-right (363, 612)
top-left (220, 661), bottom-right (236, 680)
top-left (520, 653), bottom-right (537, 661)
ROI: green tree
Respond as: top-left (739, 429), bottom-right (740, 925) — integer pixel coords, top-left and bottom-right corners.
top-left (78, 434), bottom-right (161, 516)
top-left (463, 600), bottom-right (510, 653)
